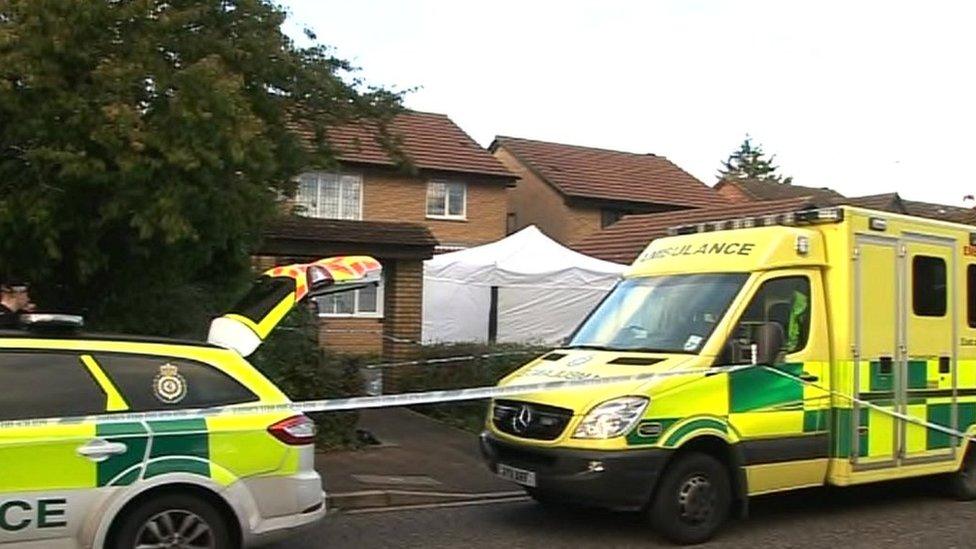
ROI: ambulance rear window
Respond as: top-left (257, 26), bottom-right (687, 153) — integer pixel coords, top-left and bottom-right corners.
top-left (94, 354), bottom-right (258, 411)
top-left (968, 265), bottom-right (976, 328)
top-left (912, 256), bottom-right (947, 317)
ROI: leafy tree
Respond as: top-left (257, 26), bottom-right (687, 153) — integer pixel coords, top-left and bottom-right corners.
top-left (0, 0), bottom-right (402, 336)
top-left (717, 135), bottom-right (793, 184)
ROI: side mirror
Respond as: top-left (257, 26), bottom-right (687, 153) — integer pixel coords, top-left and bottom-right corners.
top-left (754, 322), bottom-right (785, 365)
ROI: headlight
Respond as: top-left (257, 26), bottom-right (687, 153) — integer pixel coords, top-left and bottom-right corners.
top-left (573, 396), bottom-right (649, 439)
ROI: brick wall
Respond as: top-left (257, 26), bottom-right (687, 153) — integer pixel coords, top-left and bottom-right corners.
top-left (494, 146), bottom-right (602, 245)
top-left (361, 171), bottom-right (507, 248)
top-left (317, 317), bottom-right (383, 355)
top-left (715, 183), bottom-right (754, 203)
top-left (382, 259), bottom-right (423, 360)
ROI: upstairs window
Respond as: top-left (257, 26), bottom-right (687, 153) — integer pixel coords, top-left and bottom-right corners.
top-left (296, 172), bottom-right (362, 220)
top-left (913, 256), bottom-right (947, 317)
top-left (426, 181), bottom-right (466, 219)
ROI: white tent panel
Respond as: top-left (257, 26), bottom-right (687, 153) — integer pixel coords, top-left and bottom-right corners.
top-left (496, 286), bottom-right (608, 345)
top-left (422, 226), bottom-right (626, 345)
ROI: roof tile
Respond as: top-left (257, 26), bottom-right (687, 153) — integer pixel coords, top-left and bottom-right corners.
top-left (493, 136), bottom-right (718, 207)
top-left (294, 111), bottom-right (514, 179)
top-left (573, 197), bottom-right (817, 263)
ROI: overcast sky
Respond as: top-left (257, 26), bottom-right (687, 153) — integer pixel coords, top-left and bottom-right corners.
top-left (280, 0), bottom-right (974, 206)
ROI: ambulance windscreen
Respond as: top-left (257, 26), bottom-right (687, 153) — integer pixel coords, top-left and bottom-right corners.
top-left (568, 273), bottom-right (748, 354)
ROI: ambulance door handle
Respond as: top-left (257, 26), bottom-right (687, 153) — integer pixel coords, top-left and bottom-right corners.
top-left (77, 439), bottom-right (128, 462)
top-left (799, 372), bottom-right (819, 382)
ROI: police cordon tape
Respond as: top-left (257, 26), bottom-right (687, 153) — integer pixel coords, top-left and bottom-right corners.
top-left (2, 363), bottom-right (975, 447)
top-left (0, 364), bottom-right (753, 432)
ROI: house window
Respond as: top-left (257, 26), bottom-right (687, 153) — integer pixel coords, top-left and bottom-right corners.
top-left (315, 278), bottom-right (383, 318)
top-left (426, 181), bottom-right (466, 219)
top-left (601, 209), bottom-right (626, 228)
top-left (913, 256), bottom-right (947, 317)
top-left (296, 172), bottom-right (362, 220)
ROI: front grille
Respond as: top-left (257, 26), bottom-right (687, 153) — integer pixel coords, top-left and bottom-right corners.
top-left (492, 399), bottom-right (573, 440)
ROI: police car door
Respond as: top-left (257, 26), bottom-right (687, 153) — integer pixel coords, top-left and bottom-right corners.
top-left (0, 351), bottom-right (121, 545)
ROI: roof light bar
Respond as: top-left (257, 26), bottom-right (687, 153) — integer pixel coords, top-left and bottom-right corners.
top-left (666, 207), bottom-right (845, 236)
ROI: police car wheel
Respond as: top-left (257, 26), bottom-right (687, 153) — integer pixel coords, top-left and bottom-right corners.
top-left (648, 452), bottom-right (731, 545)
top-left (949, 444), bottom-right (976, 501)
top-left (110, 493), bottom-right (233, 549)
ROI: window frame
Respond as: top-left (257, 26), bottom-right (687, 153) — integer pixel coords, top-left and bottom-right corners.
top-left (0, 351), bottom-right (112, 421)
top-left (725, 274), bottom-right (814, 362)
top-left (296, 171), bottom-right (363, 220)
top-left (911, 255), bottom-right (948, 318)
top-left (315, 278), bottom-right (384, 319)
top-left (93, 352), bottom-right (259, 412)
top-left (968, 264), bottom-right (976, 328)
top-left (426, 181), bottom-right (467, 220)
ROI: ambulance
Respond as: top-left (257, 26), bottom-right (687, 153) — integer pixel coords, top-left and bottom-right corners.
top-left (480, 206), bottom-right (976, 544)
top-left (0, 256), bottom-right (380, 548)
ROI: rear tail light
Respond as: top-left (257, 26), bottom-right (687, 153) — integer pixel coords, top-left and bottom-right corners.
top-left (268, 415), bottom-right (317, 446)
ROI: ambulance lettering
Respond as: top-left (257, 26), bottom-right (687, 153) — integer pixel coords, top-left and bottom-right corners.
top-left (638, 241), bottom-right (756, 262)
top-left (0, 498), bottom-right (66, 532)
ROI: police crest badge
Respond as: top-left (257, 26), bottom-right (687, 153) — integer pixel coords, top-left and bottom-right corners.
top-left (153, 363), bottom-right (188, 404)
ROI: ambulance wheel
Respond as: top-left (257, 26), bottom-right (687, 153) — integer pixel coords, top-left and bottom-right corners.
top-left (949, 443), bottom-right (976, 501)
top-left (648, 452), bottom-right (731, 545)
top-left (110, 493), bottom-right (233, 549)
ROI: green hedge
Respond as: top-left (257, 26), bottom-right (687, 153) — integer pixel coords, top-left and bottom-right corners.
top-left (395, 343), bottom-right (545, 433)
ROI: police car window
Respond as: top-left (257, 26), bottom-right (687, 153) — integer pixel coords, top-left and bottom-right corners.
top-left (0, 352), bottom-right (108, 421)
top-left (728, 276), bottom-right (811, 363)
top-left (94, 354), bottom-right (258, 411)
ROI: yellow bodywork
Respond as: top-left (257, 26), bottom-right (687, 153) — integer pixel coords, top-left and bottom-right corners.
top-left (490, 206), bottom-right (976, 496)
top-left (0, 333), bottom-right (299, 493)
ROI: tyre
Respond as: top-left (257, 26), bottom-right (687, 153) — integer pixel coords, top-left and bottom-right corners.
top-left (648, 452), bottom-right (731, 545)
top-left (949, 444), bottom-right (976, 501)
top-left (109, 492), bottom-right (234, 549)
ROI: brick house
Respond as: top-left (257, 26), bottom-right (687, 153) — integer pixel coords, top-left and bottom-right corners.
top-left (257, 111), bottom-right (516, 357)
top-left (714, 178), bottom-right (845, 204)
top-left (490, 136), bottom-right (720, 246)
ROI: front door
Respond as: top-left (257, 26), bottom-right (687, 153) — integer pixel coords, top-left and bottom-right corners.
top-left (902, 235), bottom-right (957, 463)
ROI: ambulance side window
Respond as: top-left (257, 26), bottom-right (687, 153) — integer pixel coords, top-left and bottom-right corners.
top-left (0, 352), bottom-right (108, 421)
top-left (95, 354), bottom-right (258, 411)
top-left (725, 276), bottom-right (811, 364)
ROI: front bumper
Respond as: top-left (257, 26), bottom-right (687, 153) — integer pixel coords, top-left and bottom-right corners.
top-left (480, 432), bottom-right (671, 511)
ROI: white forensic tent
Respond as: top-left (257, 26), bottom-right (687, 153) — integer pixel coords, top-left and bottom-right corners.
top-left (422, 226), bottom-right (626, 344)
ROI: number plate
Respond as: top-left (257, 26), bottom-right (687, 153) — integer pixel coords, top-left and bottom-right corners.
top-left (496, 463), bottom-right (537, 487)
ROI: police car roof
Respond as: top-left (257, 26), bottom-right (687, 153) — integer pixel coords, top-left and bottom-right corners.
top-left (0, 328), bottom-right (221, 349)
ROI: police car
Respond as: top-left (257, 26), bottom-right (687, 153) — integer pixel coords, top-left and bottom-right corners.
top-left (0, 256), bottom-right (381, 548)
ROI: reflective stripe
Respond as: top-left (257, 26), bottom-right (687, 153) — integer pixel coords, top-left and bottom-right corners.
top-left (80, 355), bottom-right (128, 412)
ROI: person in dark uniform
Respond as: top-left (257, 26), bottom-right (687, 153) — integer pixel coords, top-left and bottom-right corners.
top-left (0, 280), bottom-right (34, 328)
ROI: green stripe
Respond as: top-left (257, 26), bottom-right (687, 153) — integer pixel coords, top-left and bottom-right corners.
top-left (95, 422), bottom-right (148, 487)
top-left (803, 409), bottom-right (827, 433)
top-left (148, 419), bottom-right (208, 461)
top-left (145, 457), bottom-right (209, 479)
top-left (663, 418), bottom-right (727, 447)
top-left (729, 362), bottom-right (804, 413)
